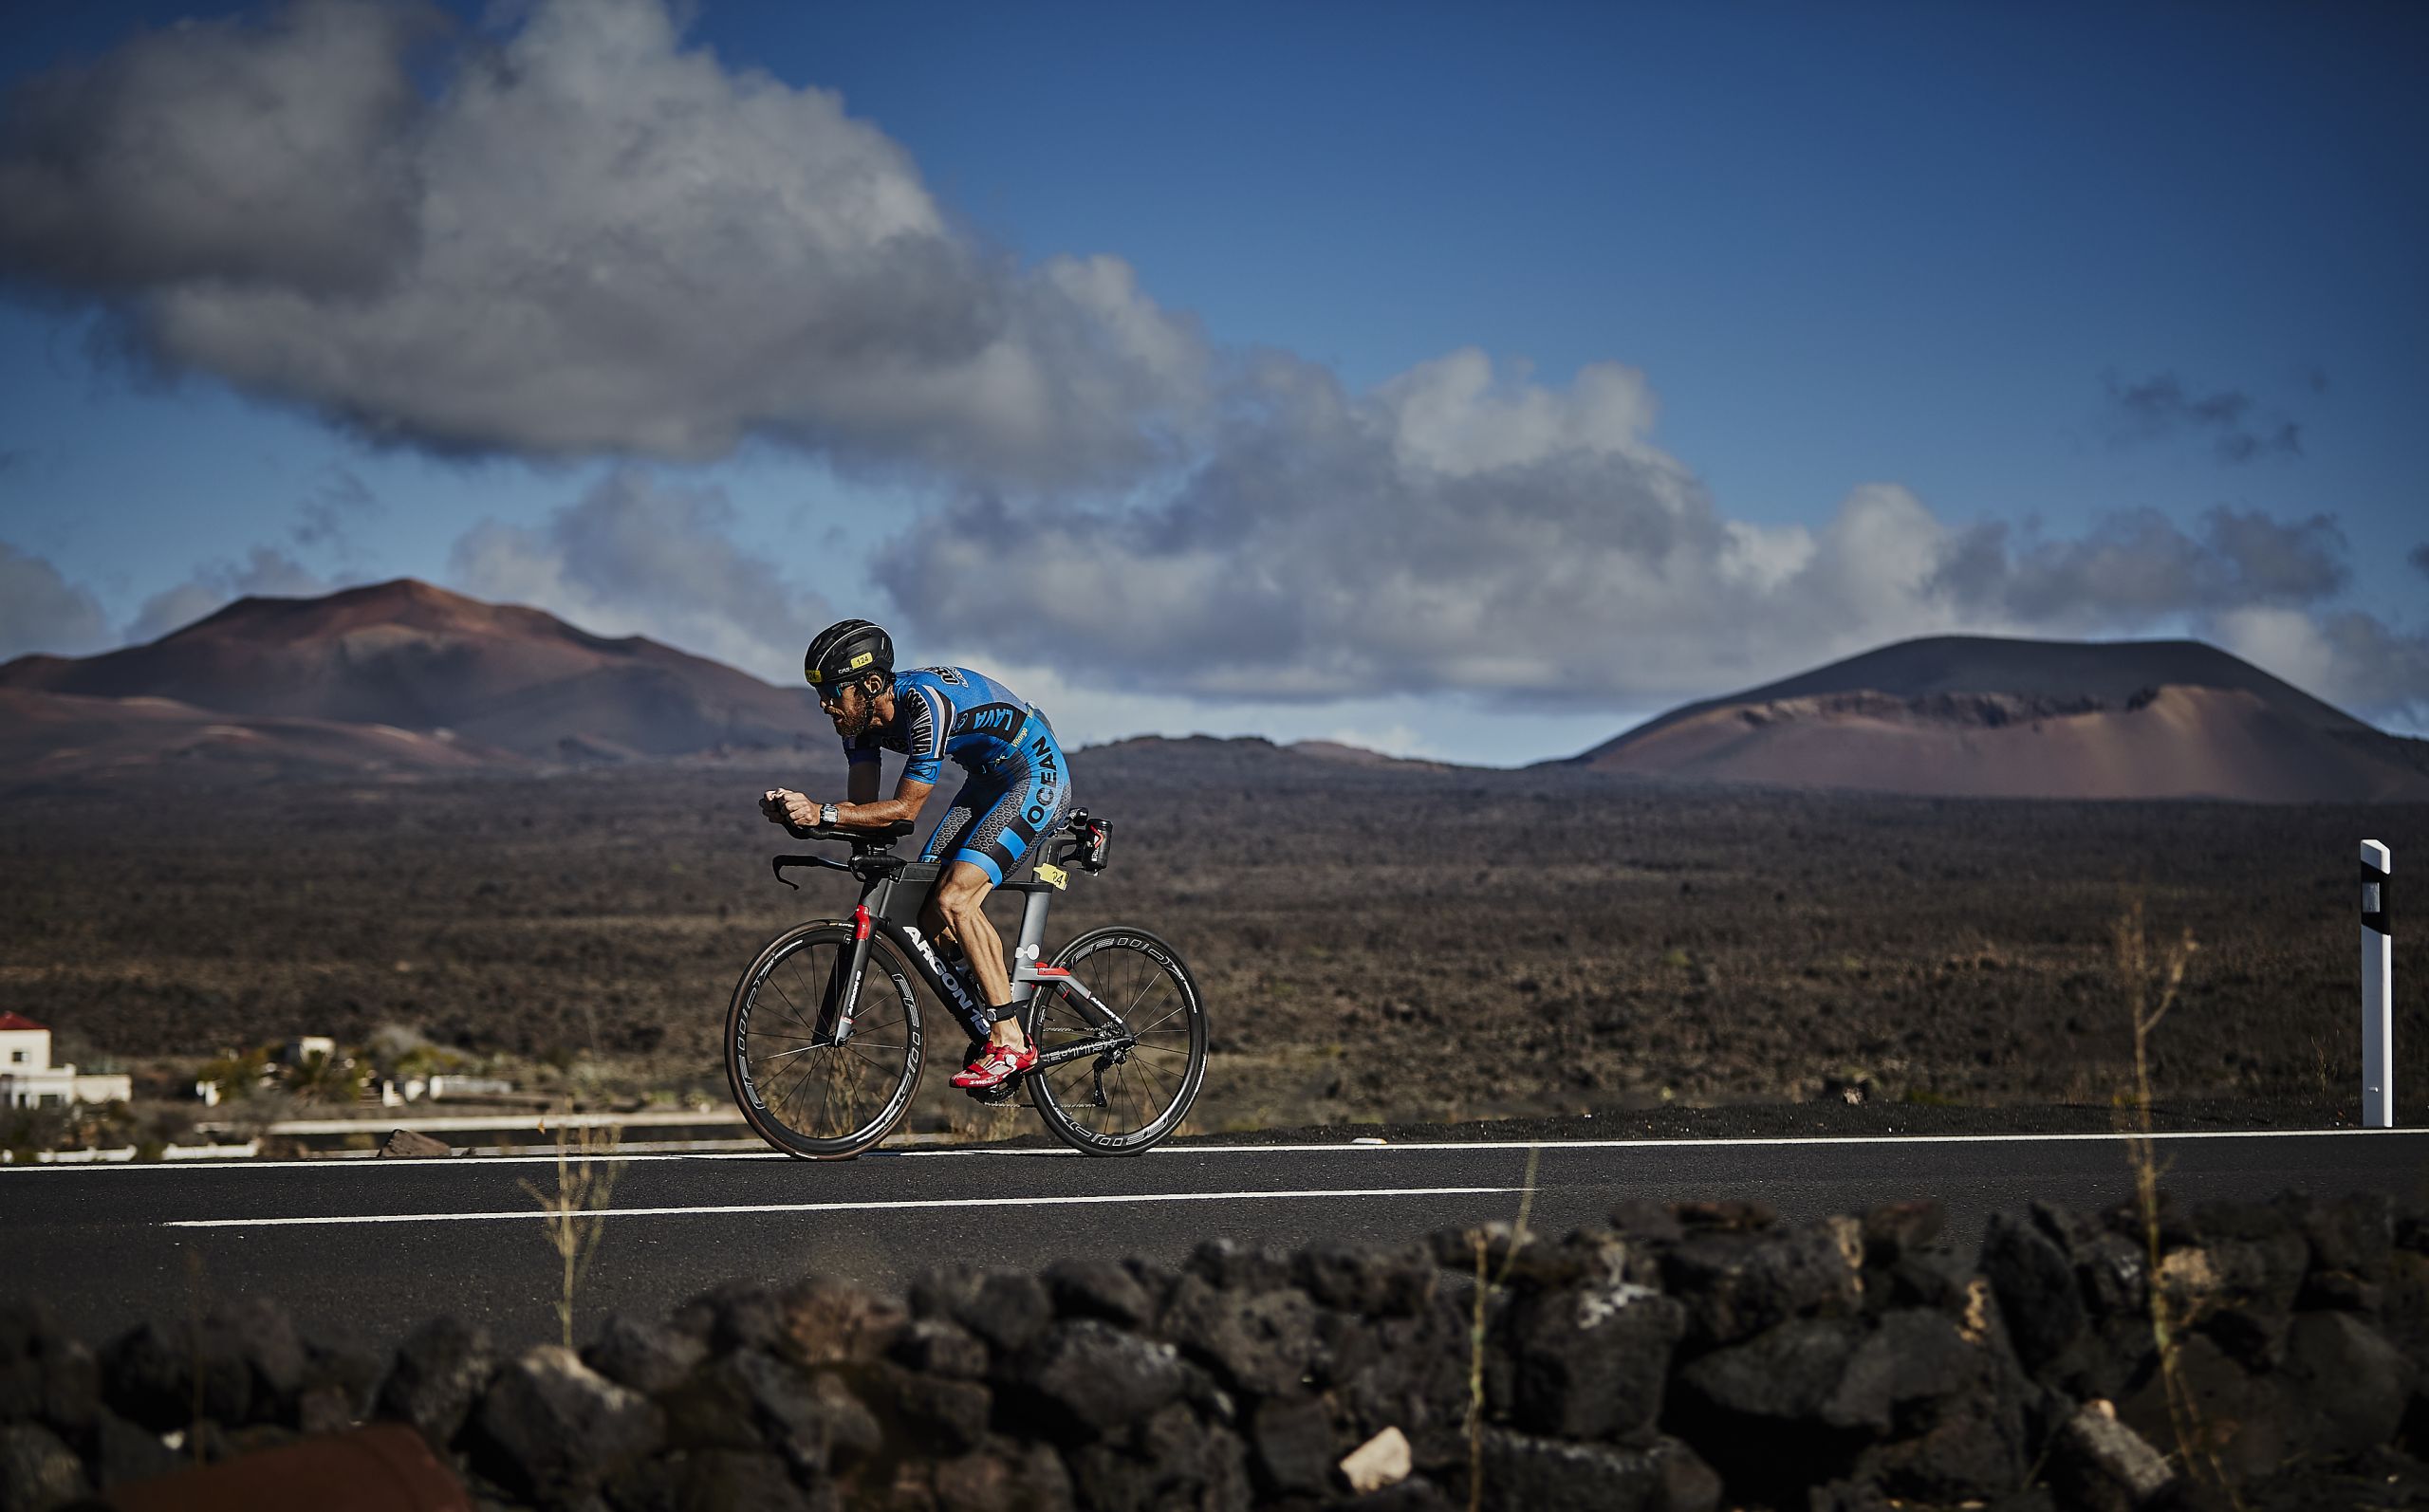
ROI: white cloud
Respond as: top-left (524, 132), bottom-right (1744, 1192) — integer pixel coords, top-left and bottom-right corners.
top-left (0, 542), bottom-right (113, 659)
top-left (445, 467), bottom-right (831, 682)
top-left (878, 349), bottom-right (2429, 728)
top-left (2212, 605), bottom-right (2429, 729)
top-left (123, 546), bottom-right (330, 644)
top-left (880, 353), bottom-right (1957, 705)
top-left (0, 0), bottom-right (1209, 487)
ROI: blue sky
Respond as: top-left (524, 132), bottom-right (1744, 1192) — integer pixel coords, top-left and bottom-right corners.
top-left (2, 0), bottom-right (2424, 762)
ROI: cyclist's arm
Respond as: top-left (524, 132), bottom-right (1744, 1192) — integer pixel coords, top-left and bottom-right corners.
top-left (763, 764), bottom-right (928, 831)
top-left (835, 772), bottom-right (933, 829)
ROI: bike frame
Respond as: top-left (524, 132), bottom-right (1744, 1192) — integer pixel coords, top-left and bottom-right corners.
top-left (772, 839), bottom-right (1134, 1069)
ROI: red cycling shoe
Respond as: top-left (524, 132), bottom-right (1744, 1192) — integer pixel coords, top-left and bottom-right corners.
top-left (950, 1042), bottom-right (1039, 1090)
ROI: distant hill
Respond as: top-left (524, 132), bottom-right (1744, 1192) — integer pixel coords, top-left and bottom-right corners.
top-left (1076, 734), bottom-right (1469, 784)
top-left (0, 579), bottom-right (825, 764)
top-left (0, 689), bottom-right (504, 794)
top-left (1287, 739), bottom-right (1457, 773)
top-left (1564, 635), bottom-right (2429, 802)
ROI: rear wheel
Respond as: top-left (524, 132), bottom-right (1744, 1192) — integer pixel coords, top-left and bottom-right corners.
top-left (1024, 926), bottom-right (1207, 1155)
top-left (726, 923), bottom-right (923, 1159)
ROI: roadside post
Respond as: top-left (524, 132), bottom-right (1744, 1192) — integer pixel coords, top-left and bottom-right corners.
top-left (2362, 839), bottom-right (2393, 1129)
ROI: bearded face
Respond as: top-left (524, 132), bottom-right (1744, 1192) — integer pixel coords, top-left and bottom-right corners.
top-left (822, 676), bottom-right (882, 739)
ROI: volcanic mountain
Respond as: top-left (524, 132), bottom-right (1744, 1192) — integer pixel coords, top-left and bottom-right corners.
top-left (1564, 636), bottom-right (2429, 802)
top-left (0, 688), bottom-right (502, 791)
top-left (0, 579), bottom-right (825, 765)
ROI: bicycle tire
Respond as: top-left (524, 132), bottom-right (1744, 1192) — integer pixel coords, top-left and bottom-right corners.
top-left (1024, 925), bottom-right (1207, 1155)
top-left (726, 922), bottom-right (924, 1160)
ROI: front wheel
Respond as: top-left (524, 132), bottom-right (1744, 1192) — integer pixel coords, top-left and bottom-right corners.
top-left (726, 923), bottom-right (923, 1160)
top-left (1025, 926), bottom-right (1207, 1155)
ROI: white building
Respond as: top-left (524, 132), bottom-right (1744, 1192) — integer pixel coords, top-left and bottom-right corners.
top-left (0, 1013), bottom-right (132, 1108)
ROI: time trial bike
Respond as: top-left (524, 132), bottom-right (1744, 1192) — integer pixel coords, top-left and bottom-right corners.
top-left (724, 810), bottom-right (1207, 1159)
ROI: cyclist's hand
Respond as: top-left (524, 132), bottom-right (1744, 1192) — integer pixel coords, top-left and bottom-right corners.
top-left (761, 788), bottom-right (803, 824)
top-left (781, 791), bottom-right (824, 829)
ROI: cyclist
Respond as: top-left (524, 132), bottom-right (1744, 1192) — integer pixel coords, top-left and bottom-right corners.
top-left (760, 618), bottom-right (1072, 1093)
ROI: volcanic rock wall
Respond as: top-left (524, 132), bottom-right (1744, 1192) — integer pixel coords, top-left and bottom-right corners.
top-left (4, 1192), bottom-right (2426, 1511)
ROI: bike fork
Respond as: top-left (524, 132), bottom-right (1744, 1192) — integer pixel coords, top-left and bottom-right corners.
top-left (816, 905), bottom-right (879, 1045)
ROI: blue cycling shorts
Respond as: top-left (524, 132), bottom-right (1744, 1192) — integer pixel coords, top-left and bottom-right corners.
top-left (919, 716), bottom-right (1072, 887)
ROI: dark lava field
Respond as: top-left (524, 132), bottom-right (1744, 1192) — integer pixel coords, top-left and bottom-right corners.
top-left (2, 738), bottom-right (2421, 1131)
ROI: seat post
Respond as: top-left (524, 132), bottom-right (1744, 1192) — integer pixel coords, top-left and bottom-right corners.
top-left (1004, 888), bottom-right (1055, 1006)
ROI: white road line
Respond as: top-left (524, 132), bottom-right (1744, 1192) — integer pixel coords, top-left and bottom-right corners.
top-left (161, 1185), bottom-right (1523, 1229)
top-left (9, 1124), bottom-right (2417, 1176)
top-left (1114, 1127), bottom-right (2429, 1155)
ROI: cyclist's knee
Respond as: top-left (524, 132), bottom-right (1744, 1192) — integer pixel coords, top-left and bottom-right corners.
top-left (926, 873), bottom-right (985, 938)
top-left (918, 895), bottom-right (954, 946)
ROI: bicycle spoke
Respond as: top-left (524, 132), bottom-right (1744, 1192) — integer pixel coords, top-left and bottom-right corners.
top-left (1122, 971), bottom-right (1159, 1021)
top-left (768, 974), bottom-right (814, 1035)
top-left (1127, 1046), bottom-right (1177, 1096)
top-left (756, 1042), bottom-right (833, 1064)
top-left (843, 1043), bottom-right (896, 1077)
top-left (1129, 998), bottom-right (1187, 1036)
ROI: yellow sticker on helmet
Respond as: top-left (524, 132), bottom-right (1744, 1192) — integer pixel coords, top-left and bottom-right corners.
top-left (847, 652), bottom-right (874, 671)
top-left (1034, 862), bottom-right (1067, 890)
top-left (805, 668), bottom-right (822, 684)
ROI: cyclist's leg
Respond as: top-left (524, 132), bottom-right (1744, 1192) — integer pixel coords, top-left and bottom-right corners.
top-left (930, 858), bottom-right (1017, 1043)
top-left (916, 785), bottom-right (994, 1044)
top-left (924, 739), bottom-right (1074, 1053)
top-left (918, 773), bottom-right (997, 960)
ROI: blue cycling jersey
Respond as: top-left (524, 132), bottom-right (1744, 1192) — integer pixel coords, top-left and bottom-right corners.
top-left (843, 666), bottom-right (1041, 784)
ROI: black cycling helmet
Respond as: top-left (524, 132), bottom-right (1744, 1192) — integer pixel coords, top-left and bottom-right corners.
top-left (804, 618), bottom-right (894, 690)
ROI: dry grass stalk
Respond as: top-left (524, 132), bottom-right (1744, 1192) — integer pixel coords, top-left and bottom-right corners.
top-left (521, 1109), bottom-right (622, 1351)
top-left (2111, 895), bottom-right (2238, 1503)
top-left (1465, 1145), bottom-right (1542, 1512)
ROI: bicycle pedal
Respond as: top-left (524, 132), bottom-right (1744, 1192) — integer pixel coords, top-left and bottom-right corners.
top-left (964, 1081), bottom-right (1019, 1105)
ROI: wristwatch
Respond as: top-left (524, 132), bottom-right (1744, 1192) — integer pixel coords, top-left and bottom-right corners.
top-left (820, 802), bottom-right (839, 827)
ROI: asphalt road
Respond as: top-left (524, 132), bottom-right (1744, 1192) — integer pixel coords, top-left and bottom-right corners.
top-left (5, 1128), bottom-right (2424, 1357)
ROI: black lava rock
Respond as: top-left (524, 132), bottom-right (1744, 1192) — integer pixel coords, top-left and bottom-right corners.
top-left (1043, 1258), bottom-right (1156, 1330)
top-left (0, 1421), bottom-right (88, 1510)
top-left (913, 1266), bottom-right (1053, 1356)
top-left (470, 1343), bottom-right (663, 1507)
top-left (84, 1407), bottom-right (180, 1490)
top-left (1247, 1394), bottom-right (1334, 1498)
top-left (890, 1318), bottom-right (992, 1380)
top-left (1005, 1320), bottom-right (1189, 1440)
top-left (1978, 1211), bottom-right (2085, 1374)
top-left (1185, 1238), bottom-right (1293, 1294)
top-left (586, 1313), bottom-right (708, 1397)
top-left (1505, 1277), bottom-right (1685, 1442)
top-left (372, 1314), bottom-right (495, 1449)
top-left (1660, 1218), bottom-right (1863, 1349)
top-left (1475, 1428), bottom-right (1720, 1512)
top-left (1162, 1277), bottom-right (1324, 1399)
